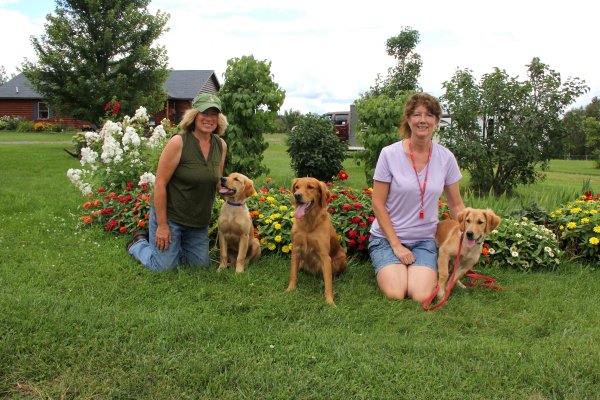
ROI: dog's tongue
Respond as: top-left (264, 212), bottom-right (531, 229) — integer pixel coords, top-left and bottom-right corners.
top-left (466, 238), bottom-right (477, 248)
top-left (219, 187), bottom-right (232, 195)
top-left (294, 203), bottom-right (310, 219)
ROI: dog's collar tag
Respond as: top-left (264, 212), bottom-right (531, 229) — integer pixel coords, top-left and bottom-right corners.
top-left (226, 200), bottom-right (245, 207)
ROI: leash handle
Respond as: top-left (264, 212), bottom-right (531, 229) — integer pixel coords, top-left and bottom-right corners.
top-left (465, 271), bottom-right (504, 291)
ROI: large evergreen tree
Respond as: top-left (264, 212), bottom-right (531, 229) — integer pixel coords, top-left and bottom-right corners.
top-left (21, 0), bottom-right (170, 124)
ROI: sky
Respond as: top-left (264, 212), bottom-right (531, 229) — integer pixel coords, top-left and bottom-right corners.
top-left (1, 0), bottom-right (598, 115)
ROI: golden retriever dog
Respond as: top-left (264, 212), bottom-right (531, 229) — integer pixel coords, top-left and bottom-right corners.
top-left (287, 177), bottom-right (347, 305)
top-left (217, 172), bottom-right (261, 273)
top-left (435, 208), bottom-right (501, 299)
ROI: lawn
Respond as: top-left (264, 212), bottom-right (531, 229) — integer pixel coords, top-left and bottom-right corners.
top-left (1, 137), bottom-right (599, 399)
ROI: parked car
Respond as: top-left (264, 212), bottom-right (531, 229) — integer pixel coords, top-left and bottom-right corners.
top-left (324, 111), bottom-right (349, 142)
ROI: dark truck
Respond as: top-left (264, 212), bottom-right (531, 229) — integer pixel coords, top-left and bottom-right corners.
top-left (324, 111), bottom-right (349, 142)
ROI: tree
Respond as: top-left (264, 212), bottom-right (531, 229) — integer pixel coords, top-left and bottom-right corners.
top-left (21, 0), bottom-right (170, 125)
top-left (355, 27), bottom-right (421, 184)
top-left (562, 108), bottom-right (589, 158)
top-left (441, 57), bottom-right (589, 195)
top-left (584, 117), bottom-right (600, 167)
top-left (219, 55), bottom-right (285, 177)
top-left (0, 66), bottom-right (8, 86)
top-left (370, 27), bottom-right (422, 98)
top-left (585, 96), bottom-right (600, 120)
top-left (277, 109), bottom-right (303, 134)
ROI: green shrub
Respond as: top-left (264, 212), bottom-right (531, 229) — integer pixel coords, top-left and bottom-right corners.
top-left (0, 115), bottom-right (23, 130)
top-left (15, 120), bottom-right (35, 132)
top-left (286, 113), bottom-right (347, 181)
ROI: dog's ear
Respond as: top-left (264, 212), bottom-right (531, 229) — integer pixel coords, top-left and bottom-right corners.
top-left (457, 208), bottom-right (470, 230)
top-left (484, 209), bottom-right (501, 234)
top-left (318, 180), bottom-right (331, 208)
top-left (291, 178), bottom-right (299, 205)
top-left (244, 178), bottom-right (256, 198)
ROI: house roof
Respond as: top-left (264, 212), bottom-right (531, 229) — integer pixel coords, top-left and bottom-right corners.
top-left (0, 70), bottom-right (220, 100)
top-left (164, 70), bottom-right (220, 99)
top-left (0, 73), bottom-right (41, 99)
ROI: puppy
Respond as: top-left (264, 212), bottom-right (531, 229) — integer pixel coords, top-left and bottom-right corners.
top-left (287, 177), bottom-right (347, 305)
top-left (217, 172), bottom-right (261, 273)
top-left (435, 208), bottom-right (501, 299)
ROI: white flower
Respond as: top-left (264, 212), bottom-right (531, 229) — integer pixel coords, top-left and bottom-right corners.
top-left (67, 168), bottom-right (92, 195)
top-left (101, 120), bottom-right (123, 137)
top-left (101, 135), bottom-right (124, 163)
top-left (131, 106), bottom-right (148, 123)
top-left (511, 251), bottom-right (519, 258)
top-left (84, 131), bottom-right (101, 145)
top-left (79, 147), bottom-right (98, 167)
top-left (488, 248), bottom-right (496, 255)
top-left (122, 126), bottom-right (141, 147)
top-left (515, 233), bottom-right (522, 239)
top-left (139, 172), bottom-right (156, 186)
top-left (148, 124), bottom-right (167, 148)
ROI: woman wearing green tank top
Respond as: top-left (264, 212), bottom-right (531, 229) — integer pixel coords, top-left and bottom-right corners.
top-left (126, 93), bottom-right (228, 271)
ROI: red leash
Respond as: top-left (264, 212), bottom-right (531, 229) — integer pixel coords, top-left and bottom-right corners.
top-left (423, 236), bottom-right (502, 311)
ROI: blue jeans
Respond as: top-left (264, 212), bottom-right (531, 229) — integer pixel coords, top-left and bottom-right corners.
top-left (128, 207), bottom-right (210, 272)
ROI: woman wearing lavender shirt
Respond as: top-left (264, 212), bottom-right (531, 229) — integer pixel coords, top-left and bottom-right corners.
top-left (368, 93), bottom-right (465, 302)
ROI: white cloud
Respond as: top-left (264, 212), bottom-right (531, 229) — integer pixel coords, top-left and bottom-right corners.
top-left (2, 0), bottom-right (598, 113)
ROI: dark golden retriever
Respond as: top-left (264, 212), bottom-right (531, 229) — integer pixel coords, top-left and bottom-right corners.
top-left (435, 207), bottom-right (501, 299)
top-left (217, 172), bottom-right (261, 273)
top-left (287, 177), bottom-right (347, 305)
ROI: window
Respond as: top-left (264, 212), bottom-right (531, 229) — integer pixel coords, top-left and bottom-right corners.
top-left (38, 102), bottom-right (50, 119)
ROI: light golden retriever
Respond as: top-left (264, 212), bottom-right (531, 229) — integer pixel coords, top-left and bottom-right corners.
top-left (217, 172), bottom-right (261, 273)
top-left (435, 208), bottom-right (501, 299)
top-left (287, 177), bottom-right (347, 305)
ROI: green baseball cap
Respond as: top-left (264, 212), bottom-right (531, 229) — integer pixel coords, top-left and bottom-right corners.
top-left (192, 93), bottom-right (222, 112)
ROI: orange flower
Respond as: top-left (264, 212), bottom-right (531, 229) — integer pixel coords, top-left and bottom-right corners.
top-left (482, 248), bottom-right (489, 256)
top-left (80, 216), bottom-right (92, 224)
top-left (83, 201), bottom-right (92, 209)
top-left (138, 220), bottom-right (146, 227)
top-left (119, 226), bottom-right (128, 233)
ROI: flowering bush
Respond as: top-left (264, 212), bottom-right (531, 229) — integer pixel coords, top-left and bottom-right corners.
top-left (547, 191), bottom-right (600, 262)
top-left (476, 217), bottom-right (562, 271)
top-left (68, 106), bottom-right (176, 234)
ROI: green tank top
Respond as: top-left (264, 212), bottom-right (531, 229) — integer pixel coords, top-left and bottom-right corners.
top-left (166, 132), bottom-right (223, 227)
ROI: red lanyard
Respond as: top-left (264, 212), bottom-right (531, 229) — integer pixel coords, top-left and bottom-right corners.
top-left (409, 141), bottom-right (432, 219)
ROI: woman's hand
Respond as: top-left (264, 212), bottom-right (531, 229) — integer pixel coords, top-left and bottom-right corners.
top-left (155, 224), bottom-right (171, 252)
top-left (392, 243), bottom-right (415, 265)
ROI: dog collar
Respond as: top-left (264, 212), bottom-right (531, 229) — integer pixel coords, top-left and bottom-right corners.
top-left (226, 200), bottom-right (245, 207)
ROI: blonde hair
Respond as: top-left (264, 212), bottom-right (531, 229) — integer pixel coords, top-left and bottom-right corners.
top-left (178, 108), bottom-right (229, 136)
top-left (399, 92), bottom-right (442, 139)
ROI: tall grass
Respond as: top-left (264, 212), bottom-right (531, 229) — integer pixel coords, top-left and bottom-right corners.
top-left (1, 138), bottom-right (599, 399)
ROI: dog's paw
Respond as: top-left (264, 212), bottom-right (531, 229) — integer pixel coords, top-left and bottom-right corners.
top-left (456, 281), bottom-right (466, 289)
top-left (436, 289), bottom-right (446, 300)
top-left (217, 264), bottom-right (227, 272)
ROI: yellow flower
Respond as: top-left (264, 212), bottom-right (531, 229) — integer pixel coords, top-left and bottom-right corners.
top-left (282, 245), bottom-right (290, 253)
top-left (266, 196), bottom-right (275, 203)
top-left (594, 226), bottom-right (600, 233)
top-left (569, 207), bottom-right (582, 214)
top-left (589, 237), bottom-right (599, 245)
top-left (260, 237), bottom-right (268, 245)
top-left (273, 222), bottom-right (281, 230)
top-left (581, 218), bottom-right (590, 224)
top-left (275, 235), bottom-right (282, 243)
top-left (590, 210), bottom-right (598, 215)
top-left (265, 218), bottom-right (272, 224)
top-left (280, 205), bottom-right (288, 211)
top-left (566, 222), bottom-right (577, 229)
top-left (268, 243), bottom-right (276, 251)
top-left (559, 225), bottom-right (564, 231)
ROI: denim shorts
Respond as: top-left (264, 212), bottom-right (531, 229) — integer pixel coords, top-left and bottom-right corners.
top-left (368, 235), bottom-right (438, 273)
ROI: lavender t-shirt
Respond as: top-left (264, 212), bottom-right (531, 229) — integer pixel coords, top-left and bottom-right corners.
top-left (370, 140), bottom-right (462, 243)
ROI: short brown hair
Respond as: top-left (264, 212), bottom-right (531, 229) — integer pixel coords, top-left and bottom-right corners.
top-left (399, 93), bottom-right (442, 139)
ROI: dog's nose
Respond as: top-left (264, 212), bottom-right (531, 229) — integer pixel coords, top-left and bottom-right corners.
top-left (466, 231), bottom-right (475, 240)
top-left (294, 193), bottom-right (302, 202)
top-left (220, 177), bottom-right (227, 185)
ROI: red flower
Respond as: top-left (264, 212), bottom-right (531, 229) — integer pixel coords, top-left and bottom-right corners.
top-left (347, 230), bottom-right (358, 239)
top-left (351, 216), bottom-right (361, 224)
top-left (338, 171), bottom-right (348, 181)
top-left (347, 239), bottom-right (357, 247)
top-left (112, 100), bottom-right (121, 115)
top-left (342, 203), bottom-right (352, 211)
top-left (353, 202), bottom-right (363, 210)
top-left (367, 216), bottom-right (375, 223)
top-left (357, 235), bottom-right (367, 243)
top-left (328, 208), bottom-right (336, 214)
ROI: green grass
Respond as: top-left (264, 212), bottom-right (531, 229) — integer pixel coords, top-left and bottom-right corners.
top-left (1, 140), bottom-right (600, 399)
top-left (0, 131), bottom-right (75, 142)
